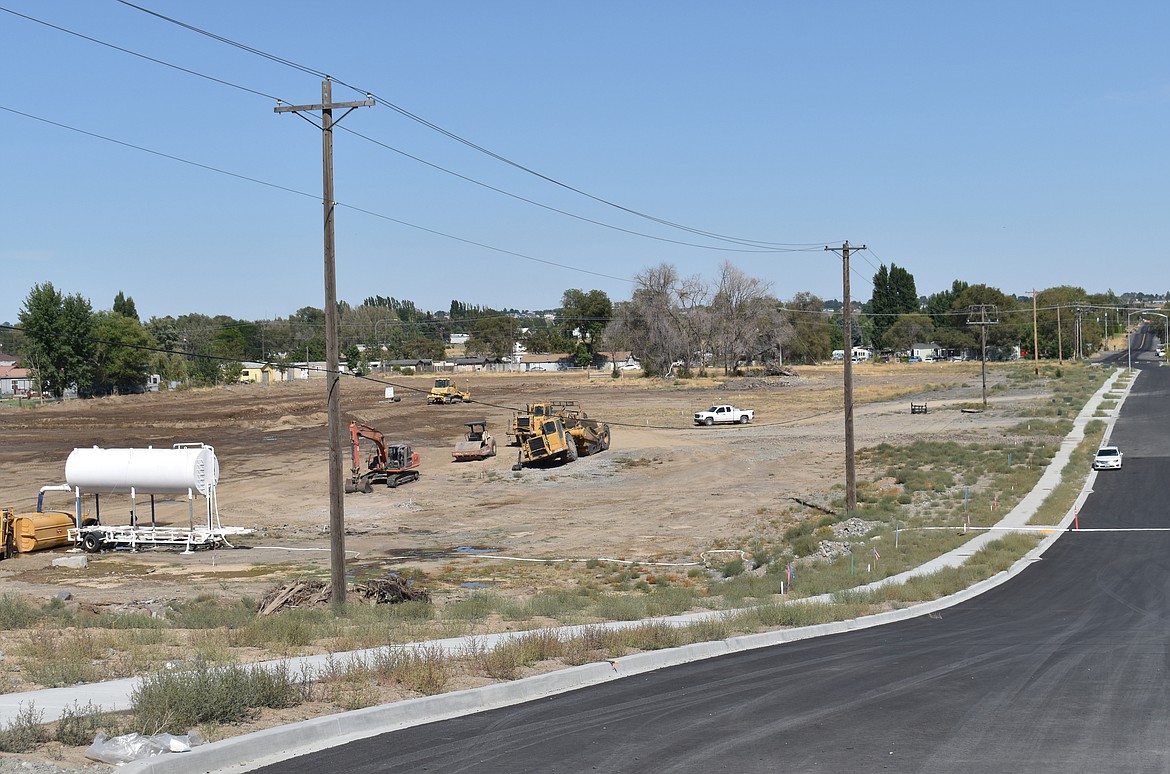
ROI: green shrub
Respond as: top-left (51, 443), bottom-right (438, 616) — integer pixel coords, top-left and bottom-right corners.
top-left (721, 559), bottom-right (746, 578)
top-left (54, 701), bottom-right (118, 747)
top-left (0, 703), bottom-right (47, 753)
top-left (132, 663), bottom-right (301, 732)
top-left (0, 594), bottom-right (40, 629)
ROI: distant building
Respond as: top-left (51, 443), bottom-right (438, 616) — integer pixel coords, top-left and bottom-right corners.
top-left (594, 351), bottom-right (641, 371)
top-left (239, 362), bottom-right (286, 384)
top-left (0, 365), bottom-right (32, 396)
top-left (520, 353), bottom-right (575, 372)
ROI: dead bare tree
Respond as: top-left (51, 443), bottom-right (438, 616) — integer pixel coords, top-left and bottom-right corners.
top-left (710, 261), bottom-right (774, 374)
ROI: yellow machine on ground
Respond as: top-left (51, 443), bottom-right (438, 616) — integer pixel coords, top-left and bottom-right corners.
top-left (427, 378), bottom-right (471, 404)
top-left (0, 508), bottom-right (14, 560)
top-left (0, 486), bottom-right (88, 559)
top-left (509, 400), bottom-right (581, 446)
top-left (512, 412), bottom-right (611, 469)
top-left (451, 421), bottom-right (498, 461)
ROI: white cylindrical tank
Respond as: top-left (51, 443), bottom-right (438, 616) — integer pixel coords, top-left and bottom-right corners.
top-left (65, 445), bottom-right (220, 496)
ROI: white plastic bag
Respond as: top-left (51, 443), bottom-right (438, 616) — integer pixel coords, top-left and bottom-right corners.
top-left (85, 729), bottom-right (204, 764)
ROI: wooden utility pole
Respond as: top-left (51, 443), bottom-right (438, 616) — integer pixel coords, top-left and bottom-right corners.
top-left (826, 241), bottom-right (865, 513)
top-left (276, 81), bottom-right (373, 607)
top-left (1056, 305), bottom-right (1063, 364)
top-left (968, 305), bottom-right (998, 406)
top-left (1032, 290), bottom-right (1039, 374)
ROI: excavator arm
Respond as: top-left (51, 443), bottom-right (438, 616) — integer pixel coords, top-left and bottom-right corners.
top-left (349, 421), bottom-right (389, 475)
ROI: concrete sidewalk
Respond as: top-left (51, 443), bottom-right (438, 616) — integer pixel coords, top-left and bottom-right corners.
top-left (0, 368), bottom-right (1131, 772)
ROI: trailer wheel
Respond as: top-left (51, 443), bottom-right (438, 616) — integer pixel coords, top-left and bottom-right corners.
top-left (81, 532), bottom-right (104, 553)
top-left (600, 426), bottom-right (611, 451)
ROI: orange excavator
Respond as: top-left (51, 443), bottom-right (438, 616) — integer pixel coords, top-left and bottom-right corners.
top-left (345, 421), bottom-right (421, 493)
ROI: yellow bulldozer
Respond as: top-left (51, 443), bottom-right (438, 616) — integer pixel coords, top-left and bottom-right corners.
top-left (512, 412), bottom-right (611, 469)
top-left (427, 378), bottom-right (471, 405)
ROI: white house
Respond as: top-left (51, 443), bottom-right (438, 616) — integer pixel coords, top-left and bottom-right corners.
top-left (0, 365), bottom-right (32, 396)
top-left (910, 343), bottom-right (942, 361)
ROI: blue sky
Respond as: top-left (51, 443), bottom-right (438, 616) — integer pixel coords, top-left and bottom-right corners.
top-left (3, 1), bottom-right (1168, 323)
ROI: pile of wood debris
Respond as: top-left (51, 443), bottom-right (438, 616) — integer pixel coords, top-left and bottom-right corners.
top-left (257, 574), bottom-right (430, 615)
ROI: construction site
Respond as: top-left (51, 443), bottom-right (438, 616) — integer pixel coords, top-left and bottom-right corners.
top-left (0, 364), bottom-right (1028, 608)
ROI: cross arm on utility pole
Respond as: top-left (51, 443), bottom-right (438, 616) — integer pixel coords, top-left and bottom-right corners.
top-left (275, 99), bottom-right (375, 113)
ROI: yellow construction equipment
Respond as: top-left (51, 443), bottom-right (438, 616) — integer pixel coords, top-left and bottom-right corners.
top-left (513, 412), bottom-right (611, 469)
top-left (452, 421), bottom-right (497, 461)
top-left (509, 400), bottom-right (581, 446)
top-left (0, 508), bottom-right (14, 560)
top-left (0, 487), bottom-right (90, 558)
top-left (427, 378), bottom-right (471, 405)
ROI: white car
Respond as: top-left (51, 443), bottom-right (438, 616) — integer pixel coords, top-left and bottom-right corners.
top-left (1092, 446), bottom-right (1123, 470)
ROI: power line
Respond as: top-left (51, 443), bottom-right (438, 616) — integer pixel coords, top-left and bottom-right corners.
top-left (2, 7), bottom-right (816, 257)
top-left (0, 5), bottom-right (283, 101)
top-left (338, 125), bottom-right (820, 255)
top-left (113, 0), bottom-right (837, 250)
top-left (0, 103), bottom-right (633, 285)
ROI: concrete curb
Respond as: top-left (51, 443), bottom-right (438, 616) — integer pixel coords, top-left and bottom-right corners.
top-left (33, 368), bottom-right (1138, 773)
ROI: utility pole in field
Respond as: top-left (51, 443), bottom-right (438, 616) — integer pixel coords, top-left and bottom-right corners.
top-left (1032, 290), bottom-right (1039, 374)
top-left (825, 241), bottom-right (865, 513)
top-left (967, 304), bottom-right (998, 406)
top-left (1056, 305), bottom-right (1064, 364)
top-left (276, 81), bottom-right (374, 607)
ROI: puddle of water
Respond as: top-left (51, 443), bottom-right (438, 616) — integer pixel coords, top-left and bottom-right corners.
top-left (460, 581), bottom-right (498, 589)
top-left (453, 546), bottom-right (498, 554)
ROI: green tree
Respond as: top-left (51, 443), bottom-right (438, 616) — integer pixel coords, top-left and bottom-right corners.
top-left (112, 291), bottom-right (139, 321)
top-left (343, 343), bottom-right (370, 376)
top-left (779, 292), bottom-right (831, 364)
top-left (466, 315), bottom-right (513, 360)
top-left (90, 311), bottom-right (157, 394)
top-left (869, 263), bottom-right (918, 347)
top-left (883, 314), bottom-right (936, 353)
top-left (560, 289), bottom-right (612, 357)
top-left (17, 282), bottom-right (94, 397)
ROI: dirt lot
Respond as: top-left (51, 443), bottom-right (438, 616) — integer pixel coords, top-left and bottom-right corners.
top-left (0, 363), bottom-right (1038, 608)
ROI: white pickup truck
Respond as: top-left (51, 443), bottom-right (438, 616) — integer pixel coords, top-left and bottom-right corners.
top-left (694, 404), bottom-right (754, 426)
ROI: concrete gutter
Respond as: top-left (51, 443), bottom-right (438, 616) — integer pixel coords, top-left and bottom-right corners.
top-left (2, 369), bottom-right (1133, 772)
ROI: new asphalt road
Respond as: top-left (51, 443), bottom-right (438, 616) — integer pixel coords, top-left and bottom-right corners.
top-left (257, 364), bottom-right (1170, 773)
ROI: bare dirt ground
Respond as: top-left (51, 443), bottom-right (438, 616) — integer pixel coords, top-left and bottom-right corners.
top-left (0, 363), bottom-right (1038, 608)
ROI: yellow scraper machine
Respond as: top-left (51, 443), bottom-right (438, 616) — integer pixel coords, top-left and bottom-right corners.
top-left (512, 403), bottom-right (611, 470)
top-left (508, 400), bottom-right (581, 446)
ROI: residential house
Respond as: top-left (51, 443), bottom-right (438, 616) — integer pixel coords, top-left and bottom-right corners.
top-left (288, 361), bottom-right (327, 380)
top-left (0, 351), bottom-right (18, 367)
top-left (386, 358), bottom-right (431, 372)
top-left (594, 351), bottom-right (642, 371)
top-left (910, 343), bottom-right (942, 361)
top-left (239, 362), bottom-right (286, 384)
top-left (0, 365), bottom-right (32, 396)
top-left (520, 353), bottom-right (575, 372)
top-left (453, 356), bottom-right (490, 372)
